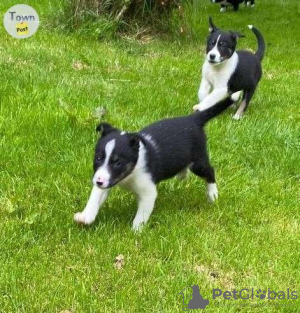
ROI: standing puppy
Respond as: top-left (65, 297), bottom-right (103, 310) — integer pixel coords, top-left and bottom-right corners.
top-left (211, 0), bottom-right (255, 13)
top-left (193, 17), bottom-right (265, 120)
top-left (74, 99), bottom-right (234, 231)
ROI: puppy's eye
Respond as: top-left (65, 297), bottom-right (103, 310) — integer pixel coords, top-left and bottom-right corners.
top-left (209, 40), bottom-right (215, 46)
top-left (114, 160), bottom-right (123, 168)
top-left (96, 153), bottom-right (104, 162)
top-left (219, 41), bottom-right (227, 47)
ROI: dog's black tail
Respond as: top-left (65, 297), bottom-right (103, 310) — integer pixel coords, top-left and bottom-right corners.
top-left (248, 25), bottom-right (265, 61)
top-left (195, 97), bottom-right (235, 127)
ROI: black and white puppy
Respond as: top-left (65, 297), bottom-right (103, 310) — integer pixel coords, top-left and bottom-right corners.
top-left (193, 17), bottom-right (265, 120)
top-left (211, 0), bottom-right (255, 13)
top-left (74, 100), bottom-right (234, 231)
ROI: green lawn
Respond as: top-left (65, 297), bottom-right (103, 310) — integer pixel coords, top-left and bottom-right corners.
top-left (0, 0), bottom-right (299, 312)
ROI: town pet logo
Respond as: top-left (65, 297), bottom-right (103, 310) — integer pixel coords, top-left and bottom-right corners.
top-left (4, 4), bottom-right (39, 39)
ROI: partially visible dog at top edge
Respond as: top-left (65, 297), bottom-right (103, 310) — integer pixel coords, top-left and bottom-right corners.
top-left (211, 0), bottom-right (255, 13)
top-left (193, 17), bottom-right (265, 120)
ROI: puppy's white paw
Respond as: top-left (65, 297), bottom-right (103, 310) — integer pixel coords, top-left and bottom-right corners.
top-left (207, 183), bottom-right (218, 202)
top-left (193, 104), bottom-right (201, 111)
top-left (232, 113), bottom-right (242, 120)
top-left (220, 7), bottom-right (226, 13)
top-left (74, 212), bottom-right (94, 225)
top-left (132, 219), bottom-right (145, 232)
top-left (246, 1), bottom-right (251, 6)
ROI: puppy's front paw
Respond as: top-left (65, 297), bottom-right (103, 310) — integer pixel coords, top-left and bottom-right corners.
top-left (74, 212), bottom-right (94, 225)
top-left (193, 104), bottom-right (201, 111)
top-left (132, 219), bottom-right (144, 232)
top-left (207, 183), bottom-right (218, 202)
top-left (220, 7), bottom-right (226, 13)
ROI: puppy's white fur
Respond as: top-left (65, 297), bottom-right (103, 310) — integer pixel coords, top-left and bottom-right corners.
top-left (194, 51), bottom-right (239, 111)
top-left (119, 141), bottom-right (157, 231)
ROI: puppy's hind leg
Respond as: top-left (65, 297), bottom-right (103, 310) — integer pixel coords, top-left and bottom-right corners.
top-left (233, 88), bottom-right (255, 120)
top-left (190, 156), bottom-right (218, 202)
top-left (233, 3), bottom-right (240, 11)
top-left (230, 91), bottom-right (243, 108)
top-left (220, 4), bottom-right (227, 13)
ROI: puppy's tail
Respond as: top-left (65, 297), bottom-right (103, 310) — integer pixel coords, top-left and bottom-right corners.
top-left (195, 97), bottom-right (235, 127)
top-left (248, 25), bottom-right (265, 61)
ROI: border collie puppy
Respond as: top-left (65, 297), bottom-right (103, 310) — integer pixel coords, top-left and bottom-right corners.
top-left (74, 99), bottom-right (234, 231)
top-left (193, 17), bottom-right (265, 120)
top-left (211, 0), bottom-right (255, 13)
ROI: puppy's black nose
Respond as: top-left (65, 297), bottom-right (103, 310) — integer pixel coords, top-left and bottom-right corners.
top-left (210, 54), bottom-right (216, 60)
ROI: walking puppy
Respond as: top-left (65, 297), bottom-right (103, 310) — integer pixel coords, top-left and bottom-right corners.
top-left (74, 99), bottom-right (234, 231)
top-left (211, 0), bottom-right (255, 13)
top-left (193, 17), bottom-right (265, 120)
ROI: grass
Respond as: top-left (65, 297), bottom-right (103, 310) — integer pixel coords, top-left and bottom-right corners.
top-left (0, 0), bottom-right (299, 312)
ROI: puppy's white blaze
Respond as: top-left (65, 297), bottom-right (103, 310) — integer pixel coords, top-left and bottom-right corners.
top-left (207, 183), bottom-right (218, 202)
top-left (248, 25), bottom-right (253, 29)
top-left (120, 131), bottom-right (126, 135)
top-left (93, 139), bottom-right (115, 187)
top-left (208, 35), bottom-right (222, 63)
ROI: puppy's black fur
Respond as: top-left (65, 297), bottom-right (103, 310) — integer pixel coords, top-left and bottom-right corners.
top-left (95, 99), bottom-right (233, 186)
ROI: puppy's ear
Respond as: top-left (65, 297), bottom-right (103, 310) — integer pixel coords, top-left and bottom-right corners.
top-left (230, 31), bottom-right (245, 40)
top-left (96, 122), bottom-right (119, 137)
top-left (127, 133), bottom-right (141, 151)
top-left (209, 16), bottom-right (218, 33)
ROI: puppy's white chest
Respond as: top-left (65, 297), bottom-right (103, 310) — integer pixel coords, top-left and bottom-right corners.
top-left (203, 53), bottom-right (238, 88)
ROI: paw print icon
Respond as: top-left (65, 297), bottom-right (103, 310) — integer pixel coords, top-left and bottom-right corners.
top-left (256, 289), bottom-right (266, 299)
